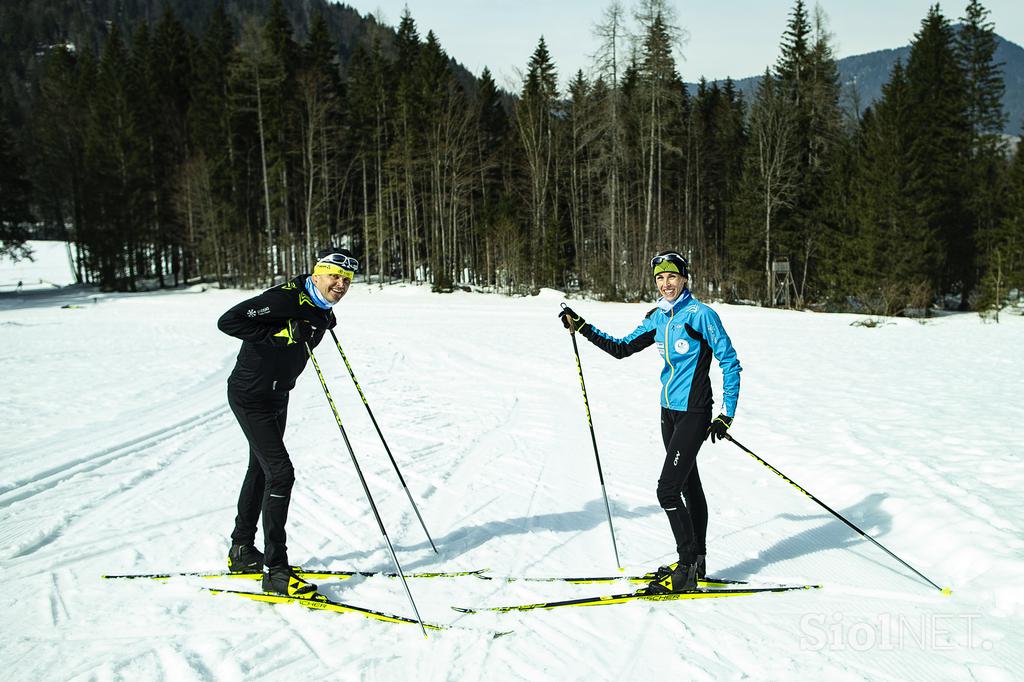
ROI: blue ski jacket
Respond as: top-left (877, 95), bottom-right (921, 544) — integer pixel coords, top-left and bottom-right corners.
top-left (579, 290), bottom-right (742, 416)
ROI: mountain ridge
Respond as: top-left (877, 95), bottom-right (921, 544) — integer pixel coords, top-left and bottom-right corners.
top-left (693, 31), bottom-right (1024, 136)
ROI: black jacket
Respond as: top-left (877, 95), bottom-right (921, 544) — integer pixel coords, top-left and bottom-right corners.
top-left (218, 275), bottom-right (337, 396)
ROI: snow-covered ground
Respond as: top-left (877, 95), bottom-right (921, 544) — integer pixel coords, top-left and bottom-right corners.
top-left (2, 242), bottom-right (1022, 681)
top-left (0, 240), bottom-right (78, 290)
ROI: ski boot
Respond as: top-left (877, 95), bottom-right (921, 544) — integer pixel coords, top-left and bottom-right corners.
top-left (263, 565), bottom-right (326, 601)
top-left (645, 562), bottom-right (698, 594)
top-left (227, 544), bottom-right (264, 572)
top-left (695, 554), bottom-right (706, 581)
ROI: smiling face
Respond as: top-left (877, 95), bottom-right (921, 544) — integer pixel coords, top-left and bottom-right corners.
top-left (311, 272), bottom-right (351, 304)
top-left (655, 271), bottom-right (686, 302)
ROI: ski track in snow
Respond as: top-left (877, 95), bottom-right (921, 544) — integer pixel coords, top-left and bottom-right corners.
top-left (2, 248), bottom-right (1023, 680)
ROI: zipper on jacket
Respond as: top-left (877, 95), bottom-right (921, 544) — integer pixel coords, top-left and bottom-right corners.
top-left (663, 306), bottom-right (675, 407)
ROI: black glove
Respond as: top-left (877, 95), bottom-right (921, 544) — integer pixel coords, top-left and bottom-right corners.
top-left (558, 306), bottom-right (586, 333)
top-left (707, 414), bottom-right (733, 443)
top-left (272, 319), bottom-right (314, 346)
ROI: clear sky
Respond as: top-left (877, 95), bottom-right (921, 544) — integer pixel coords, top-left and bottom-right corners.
top-left (339, 1), bottom-right (1024, 89)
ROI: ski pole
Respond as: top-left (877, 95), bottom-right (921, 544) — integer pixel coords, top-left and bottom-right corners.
top-left (305, 342), bottom-right (430, 636)
top-left (725, 434), bottom-right (951, 595)
top-left (561, 303), bottom-right (622, 571)
top-left (328, 328), bottom-right (438, 553)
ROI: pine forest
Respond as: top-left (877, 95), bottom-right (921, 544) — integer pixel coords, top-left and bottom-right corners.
top-left (1, 0), bottom-right (1023, 317)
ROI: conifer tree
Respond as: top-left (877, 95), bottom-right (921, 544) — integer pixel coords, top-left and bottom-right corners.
top-left (974, 142), bottom-right (1023, 319)
top-left (848, 61), bottom-right (934, 313)
top-left (565, 70), bottom-right (592, 287)
top-left (87, 22), bottom-right (146, 289)
top-left (416, 30), bottom-right (455, 289)
top-left (181, 2), bottom-right (236, 283)
top-left (691, 79), bottom-right (745, 291)
top-left (473, 66), bottom-right (512, 287)
top-left (771, 1), bottom-right (842, 304)
top-left (515, 36), bottom-right (559, 288)
top-left (144, 10), bottom-right (193, 284)
top-left (957, 0), bottom-right (1008, 309)
top-left (346, 33), bottom-right (390, 284)
top-left (298, 12), bottom-right (343, 261)
top-left (904, 5), bottom-right (971, 302)
top-left (390, 9), bottom-right (422, 281)
top-left (958, 0), bottom-right (1006, 150)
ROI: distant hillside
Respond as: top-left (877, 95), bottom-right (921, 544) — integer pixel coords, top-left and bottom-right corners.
top-left (693, 32), bottom-right (1024, 137)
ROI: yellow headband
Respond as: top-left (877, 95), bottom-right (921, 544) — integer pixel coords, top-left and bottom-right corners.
top-left (653, 261), bottom-right (681, 275)
top-left (313, 263), bottom-right (354, 279)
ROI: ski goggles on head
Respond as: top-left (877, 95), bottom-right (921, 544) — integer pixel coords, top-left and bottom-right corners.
top-left (650, 252), bottom-right (689, 276)
top-left (313, 253), bottom-right (359, 279)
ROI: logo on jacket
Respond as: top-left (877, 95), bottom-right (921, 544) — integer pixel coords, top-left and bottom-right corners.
top-left (247, 309), bottom-right (256, 318)
top-left (674, 338), bottom-right (689, 354)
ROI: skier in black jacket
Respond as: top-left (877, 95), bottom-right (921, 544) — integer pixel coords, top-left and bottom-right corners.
top-left (217, 247), bottom-right (357, 598)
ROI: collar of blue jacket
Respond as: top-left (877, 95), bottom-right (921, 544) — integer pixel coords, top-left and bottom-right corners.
top-left (656, 289), bottom-right (692, 313)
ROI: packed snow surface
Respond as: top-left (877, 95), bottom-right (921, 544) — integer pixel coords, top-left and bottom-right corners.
top-left (2, 243), bottom-right (1022, 680)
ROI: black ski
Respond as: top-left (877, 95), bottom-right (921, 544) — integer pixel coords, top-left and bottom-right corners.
top-left (475, 571), bottom-right (745, 587)
top-left (454, 583), bottom-right (821, 614)
top-left (103, 567), bottom-right (487, 581)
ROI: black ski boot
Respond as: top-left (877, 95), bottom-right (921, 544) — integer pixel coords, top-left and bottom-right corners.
top-left (262, 565), bottom-right (323, 600)
top-left (646, 562), bottom-right (698, 594)
top-left (227, 544), bottom-right (264, 572)
top-left (695, 554), bottom-right (706, 581)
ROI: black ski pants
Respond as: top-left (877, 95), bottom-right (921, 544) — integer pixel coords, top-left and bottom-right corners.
top-left (657, 408), bottom-right (711, 564)
top-left (228, 388), bottom-right (295, 568)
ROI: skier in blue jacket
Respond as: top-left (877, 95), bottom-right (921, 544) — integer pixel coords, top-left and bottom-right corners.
top-left (558, 251), bottom-right (742, 593)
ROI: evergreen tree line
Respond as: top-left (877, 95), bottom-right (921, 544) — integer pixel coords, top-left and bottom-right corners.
top-left (6, 0), bottom-right (1024, 314)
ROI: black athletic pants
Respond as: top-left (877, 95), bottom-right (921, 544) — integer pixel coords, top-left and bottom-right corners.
top-left (228, 388), bottom-right (294, 568)
top-left (657, 408), bottom-right (711, 564)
